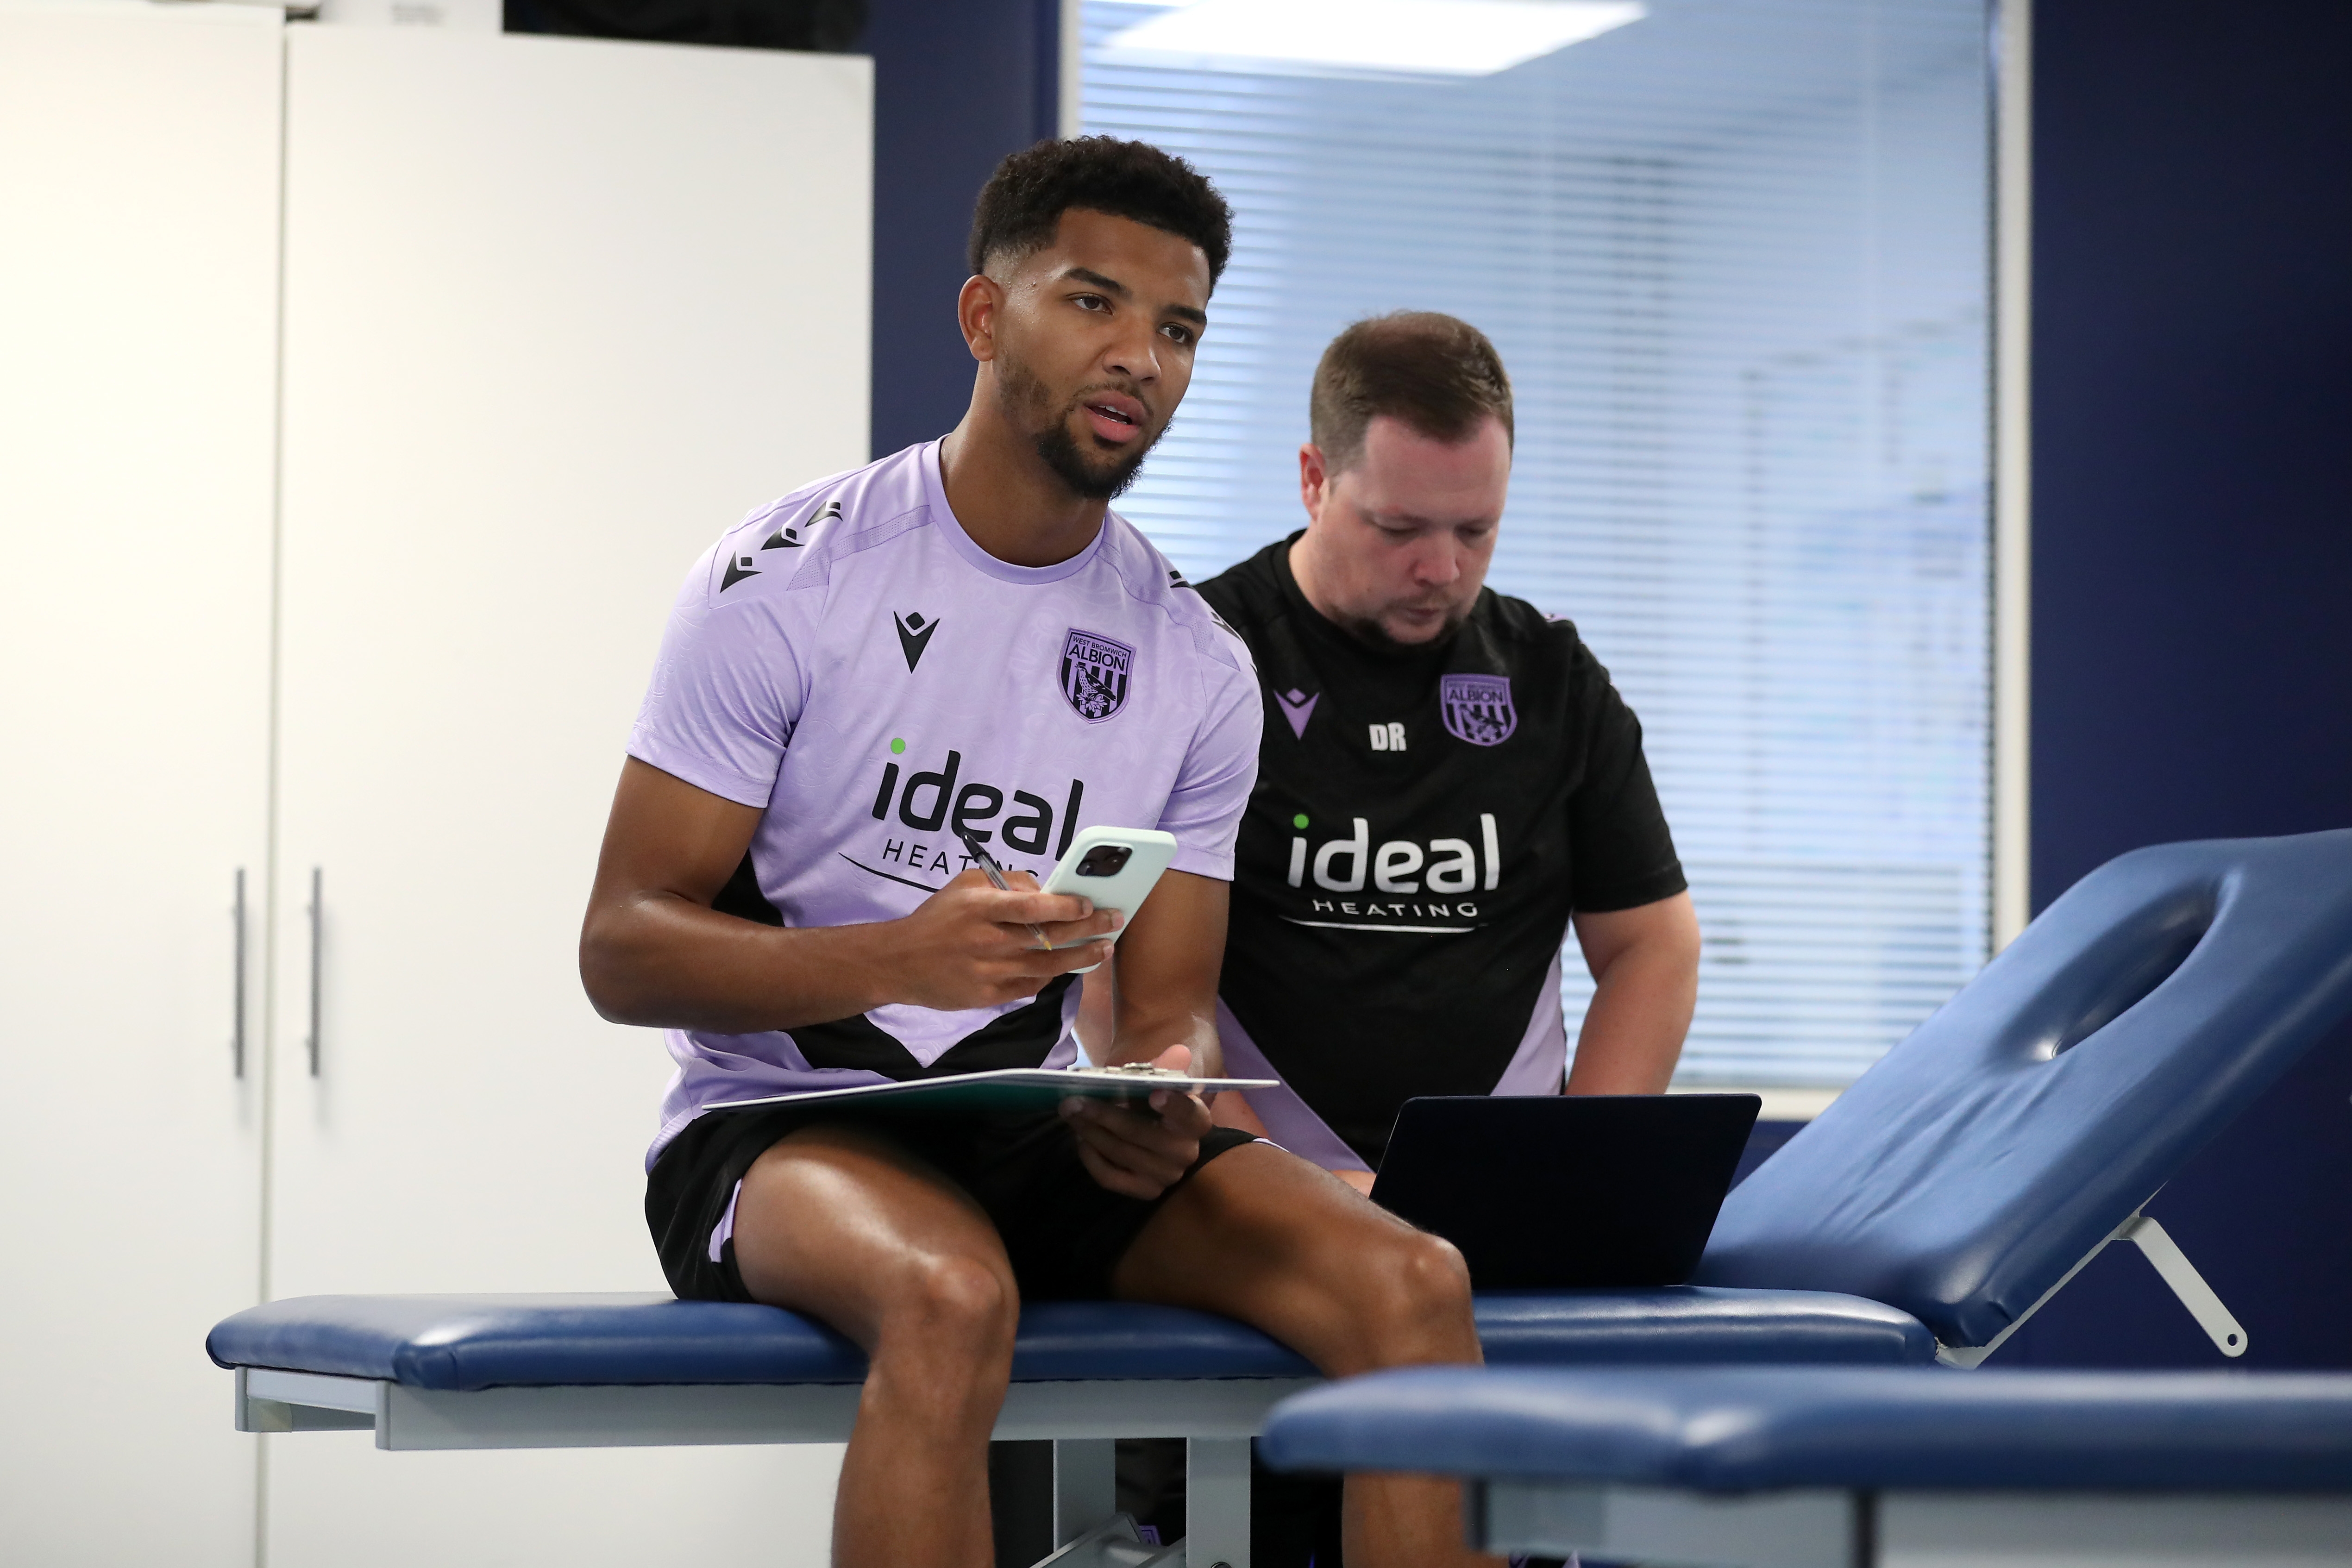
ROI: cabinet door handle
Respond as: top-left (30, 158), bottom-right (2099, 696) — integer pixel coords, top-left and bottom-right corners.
top-left (306, 866), bottom-right (323, 1077)
top-left (231, 868), bottom-right (248, 1079)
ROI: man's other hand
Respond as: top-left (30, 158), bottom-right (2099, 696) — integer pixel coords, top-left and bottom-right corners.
top-left (1062, 1043), bottom-right (1212, 1199)
top-left (896, 868), bottom-right (1120, 1012)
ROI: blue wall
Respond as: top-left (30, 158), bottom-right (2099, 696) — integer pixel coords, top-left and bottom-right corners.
top-left (861, 0), bottom-right (1060, 459)
top-left (1999, 0), bottom-right (2352, 1368)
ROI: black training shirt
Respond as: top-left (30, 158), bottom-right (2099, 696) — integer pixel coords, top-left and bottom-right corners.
top-left (1195, 534), bottom-right (1686, 1165)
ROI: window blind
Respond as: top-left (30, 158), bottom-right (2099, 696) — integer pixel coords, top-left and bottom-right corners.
top-left (1081, 0), bottom-right (1993, 1087)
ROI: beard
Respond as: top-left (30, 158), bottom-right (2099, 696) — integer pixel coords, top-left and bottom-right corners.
top-left (1330, 602), bottom-right (1470, 653)
top-left (1035, 420), bottom-right (1151, 502)
top-left (996, 351), bottom-right (1164, 502)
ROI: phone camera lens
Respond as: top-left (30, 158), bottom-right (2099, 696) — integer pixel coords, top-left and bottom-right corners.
top-left (1077, 845), bottom-right (1133, 878)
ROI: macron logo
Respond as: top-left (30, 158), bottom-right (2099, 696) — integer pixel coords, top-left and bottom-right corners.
top-left (893, 610), bottom-right (940, 672)
top-left (764, 498), bottom-right (839, 551)
top-left (1276, 687), bottom-right (1318, 739)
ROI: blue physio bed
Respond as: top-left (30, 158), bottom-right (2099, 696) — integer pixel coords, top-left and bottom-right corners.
top-left (1694, 827), bottom-right (2352, 1365)
top-left (207, 830), bottom-right (2352, 1567)
top-left (208, 1289), bottom-right (1926, 1566)
top-left (1257, 1365), bottom-right (2352, 1566)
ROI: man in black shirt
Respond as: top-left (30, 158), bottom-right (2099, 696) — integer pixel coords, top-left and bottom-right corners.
top-left (1098, 313), bottom-right (1701, 1566)
top-left (1195, 312), bottom-right (1700, 1185)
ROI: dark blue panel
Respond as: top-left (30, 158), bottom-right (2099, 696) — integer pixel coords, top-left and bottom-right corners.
top-left (1260, 1366), bottom-right (2352, 1493)
top-left (1696, 831), bottom-right (2352, 1348)
top-left (861, 0), bottom-right (1060, 460)
top-left (207, 1288), bottom-right (1930, 1391)
top-left (2031, 1), bottom-right (2352, 898)
top-left (2026, 0), bottom-right (2352, 1367)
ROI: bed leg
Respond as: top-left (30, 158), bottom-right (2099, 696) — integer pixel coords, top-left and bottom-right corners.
top-left (1054, 1438), bottom-right (1118, 1546)
top-left (1184, 1437), bottom-right (1250, 1568)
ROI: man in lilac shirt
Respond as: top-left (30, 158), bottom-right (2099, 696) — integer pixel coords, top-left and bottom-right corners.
top-left (582, 138), bottom-right (1501, 1568)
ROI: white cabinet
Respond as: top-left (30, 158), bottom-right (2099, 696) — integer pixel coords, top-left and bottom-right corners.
top-left (265, 20), bottom-right (870, 1304)
top-left (0, 7), bottom-right (281, 1564)
top-left (262, 31), bottom-right (864, 1565)
top-left (2, 15), bottom-right (868, 1565)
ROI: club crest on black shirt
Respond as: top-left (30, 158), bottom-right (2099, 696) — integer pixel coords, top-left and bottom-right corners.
top-left (1440, 673), bottom-right (1516, 745)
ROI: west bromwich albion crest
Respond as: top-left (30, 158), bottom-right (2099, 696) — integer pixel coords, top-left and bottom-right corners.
top-left (1440, 673), bottom-right (1516, 746)
top-left (1060, 629), bottom-right (1135, 722)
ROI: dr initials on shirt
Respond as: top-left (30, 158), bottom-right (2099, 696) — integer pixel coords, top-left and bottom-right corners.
top-left (1367, 721), bottom-right (1407, 751)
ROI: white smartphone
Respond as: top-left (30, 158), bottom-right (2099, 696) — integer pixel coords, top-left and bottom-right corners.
top-left (1039, 826), bottom-right (1179, 964)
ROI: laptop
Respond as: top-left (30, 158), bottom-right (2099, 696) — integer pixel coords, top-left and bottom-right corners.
top-left (1367, 1094), bottom-right (1762, 1289)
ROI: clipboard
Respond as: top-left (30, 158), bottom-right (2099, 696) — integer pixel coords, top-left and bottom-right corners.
top-left (704, 1066), bottom-right (1277, 1118)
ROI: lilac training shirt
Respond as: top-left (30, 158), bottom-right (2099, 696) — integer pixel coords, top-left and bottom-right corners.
top-left (628, 441), bottom-right (1261, 1167)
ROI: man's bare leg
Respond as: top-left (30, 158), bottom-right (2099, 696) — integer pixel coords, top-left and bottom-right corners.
top-left (730, 1124), bottom-right (1018, 1568)
top-left (1111, 1141), bottom-right (1502, 1568)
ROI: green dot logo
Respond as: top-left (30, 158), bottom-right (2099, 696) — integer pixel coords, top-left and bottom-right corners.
top-left (1292, 813), bottom-right (1309, 830)
top-left (890, 737), bottom-right (906, 755)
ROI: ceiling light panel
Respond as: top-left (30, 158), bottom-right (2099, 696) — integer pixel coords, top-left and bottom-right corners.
top-left (1099, 0), bottom-right (1647, 81)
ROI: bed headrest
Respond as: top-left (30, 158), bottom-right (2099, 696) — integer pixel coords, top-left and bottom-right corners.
top-left (1695, 828), bottom-right (2352, 1348)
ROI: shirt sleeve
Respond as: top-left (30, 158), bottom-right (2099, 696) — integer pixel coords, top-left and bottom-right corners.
top-left (1567, 642), bottom-right (1688, 913)
top-left (1157, 655), bottom-right (1264, 882)
top-left (625, 543), bottom-right (805, 809)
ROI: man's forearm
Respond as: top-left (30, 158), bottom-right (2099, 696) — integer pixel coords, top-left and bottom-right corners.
top-left (1563, 944), bottom-right (1695, 1094)
top-left (1091, 871), bottom-right (1231, 1077)
top-left (1563, 893), bottom-right (1700, 1094)
top-left (581, 891), bottom-right (899, 1033)
top-left (1108, 1001), bottom-right (1224, 1076)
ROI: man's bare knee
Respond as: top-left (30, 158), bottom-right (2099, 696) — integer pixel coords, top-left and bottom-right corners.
top-left (1387, 1228), bottom-right (1473, 1317)
top-left (1406, 1229), bottom-right (1474, 1312)
top-left (1356, 1228), bottom-right (1475, 1365)
top-left (877, 1249), bottom-right (1018, 1362)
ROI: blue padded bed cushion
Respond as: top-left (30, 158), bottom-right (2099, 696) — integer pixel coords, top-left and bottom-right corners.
top-left (206, 1287), bottom-right (1933, 1392)
top-left (1698, 829), bottom-right (2352, 1349)
top-left (1259, 1366), bottom-right (2352, 1493)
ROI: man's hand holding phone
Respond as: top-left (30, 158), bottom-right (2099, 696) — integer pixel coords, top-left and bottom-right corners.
top-left (1060, 1043), bottom-right (1212, 1199)
top-left (891, 868), bottom-right (1119, 1011)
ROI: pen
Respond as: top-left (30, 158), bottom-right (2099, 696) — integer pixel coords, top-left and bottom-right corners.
top-left (955, 826), bottom-right (1053, 951)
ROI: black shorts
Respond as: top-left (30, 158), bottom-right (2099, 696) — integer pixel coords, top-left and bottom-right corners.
top-left (646, 1103), bottom-right (1257, 1304)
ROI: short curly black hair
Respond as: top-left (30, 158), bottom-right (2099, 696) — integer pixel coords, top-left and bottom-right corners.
top-left (967, 136), bottom-right (1233, 289)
